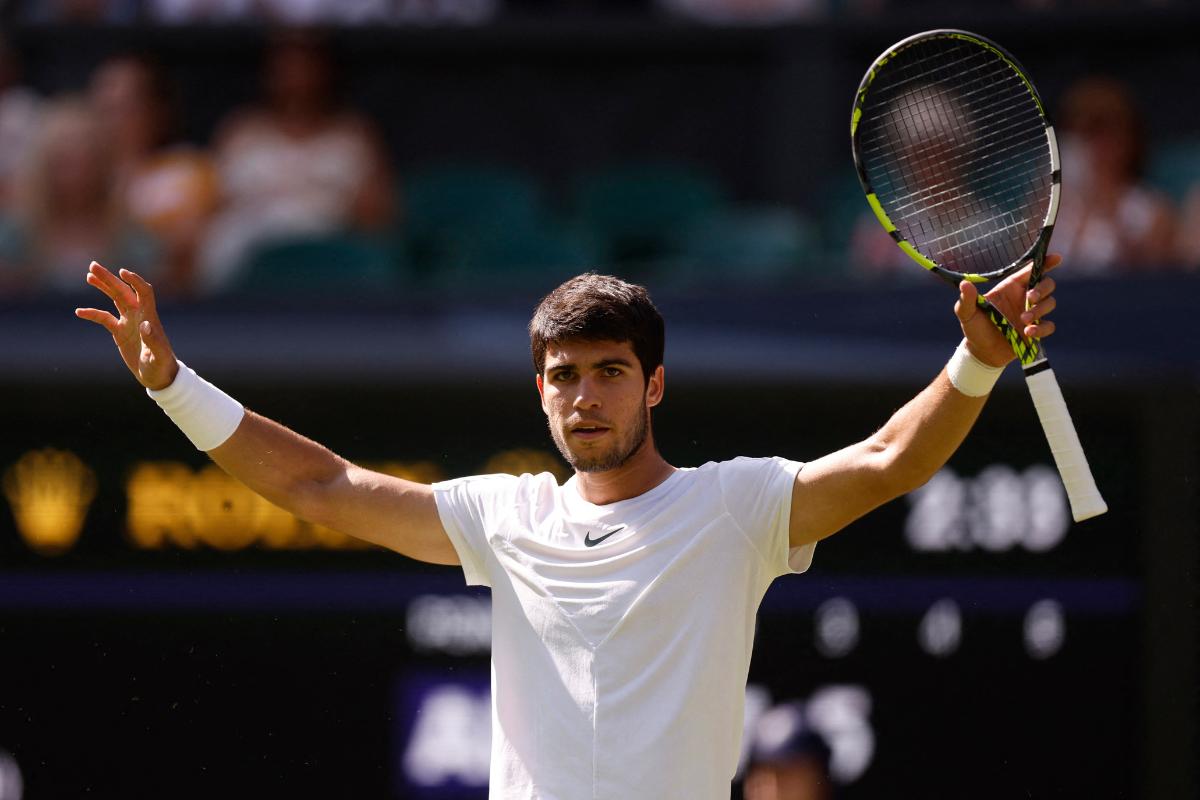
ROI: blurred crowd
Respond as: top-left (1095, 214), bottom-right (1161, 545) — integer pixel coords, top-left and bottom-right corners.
top-left (3, 0), bottom-right (1191, 26)
top-left (1, 29), bottom-right (1198, 301)
top-left (0, 34), bottom-right (395, 298)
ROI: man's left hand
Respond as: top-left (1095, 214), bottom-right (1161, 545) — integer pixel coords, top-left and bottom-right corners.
top-left (954, 253), bottom-right (1062, 368)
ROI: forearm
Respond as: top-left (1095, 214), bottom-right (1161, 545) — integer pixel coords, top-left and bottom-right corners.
top-left (148, 360), bottom-right (346, 522)
top-left (147, 364), bottom-right (450, 559)
top-left (871, 368), bottom-right (990, 495)
top-left (207, 410), bottom-right (349, 522)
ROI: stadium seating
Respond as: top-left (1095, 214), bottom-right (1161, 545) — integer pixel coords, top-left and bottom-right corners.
top-left (230, 233), bottom-right (402, 296)
top-left (572, 162), bottom-right (725, 270)
top-left (429, 223), bottom-right (600, 290)
top-left (1147, 138), bottom-right (1200, 202)
top-left (403, 164), bottom-right (545, 277)
top-left (662, 206), bottom-right (816, 287)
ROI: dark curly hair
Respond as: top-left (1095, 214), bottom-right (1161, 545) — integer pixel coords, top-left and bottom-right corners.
top-left (528, 273), bottom-right (665, 384)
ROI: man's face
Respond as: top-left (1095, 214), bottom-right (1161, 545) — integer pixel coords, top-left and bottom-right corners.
top-left (536, 339), bottom-right (664, 473)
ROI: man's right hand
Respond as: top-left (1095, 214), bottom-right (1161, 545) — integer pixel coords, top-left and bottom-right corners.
top-left (76, 261), bottom-right (179, 391)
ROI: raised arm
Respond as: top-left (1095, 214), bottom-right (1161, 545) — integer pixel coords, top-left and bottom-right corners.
top-left (788, 255), bottom-right (1061, 548)
top-left (75, 262), bottom-right (456, 564)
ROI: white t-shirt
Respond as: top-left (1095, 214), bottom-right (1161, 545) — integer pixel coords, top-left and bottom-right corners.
top-left (433, 456), bottom-right (815, 800)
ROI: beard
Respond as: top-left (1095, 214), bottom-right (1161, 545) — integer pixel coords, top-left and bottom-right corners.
top-left (549, 404), bottom-right (651, 473)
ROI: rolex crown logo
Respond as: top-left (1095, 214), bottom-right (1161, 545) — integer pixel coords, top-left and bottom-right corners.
top-left (3, 448), bottom-right (98, 555)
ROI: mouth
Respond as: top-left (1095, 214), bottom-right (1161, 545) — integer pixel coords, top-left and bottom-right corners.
top-left (569, 423), bottom-right (611, 441)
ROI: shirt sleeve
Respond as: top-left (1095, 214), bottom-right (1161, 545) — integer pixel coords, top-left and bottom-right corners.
top-left (719, 456), bottom-right (815, 578)
top-left (431, 473), bottom-right (519, 588)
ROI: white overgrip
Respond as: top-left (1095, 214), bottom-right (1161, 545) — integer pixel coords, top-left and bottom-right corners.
top-left (1024, 367), bottom-right (1108, 521)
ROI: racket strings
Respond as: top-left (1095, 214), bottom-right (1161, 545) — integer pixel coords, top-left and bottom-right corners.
top-left (883, 143), bottom-right (1046, 216)
top-left (856, 37), bottom-right (1052, 275)
top-left (864, 49), bottom-right (1048, 269)
top-left (863, 93), bottom-right (1046, 203)
top-left (863, 66), bottom-right (1046, 201)
top-left (864, 105), bottom-right (1043, 180)
top-left (866, 149), bottom-right (1046, 249)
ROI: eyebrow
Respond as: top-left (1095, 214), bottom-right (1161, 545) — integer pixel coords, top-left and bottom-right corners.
top-left (548, 358), bottom-right (634, 373)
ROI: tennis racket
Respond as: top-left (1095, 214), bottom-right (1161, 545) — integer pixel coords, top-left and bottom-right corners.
top-left (850, 29), bottom-right (1107, 522)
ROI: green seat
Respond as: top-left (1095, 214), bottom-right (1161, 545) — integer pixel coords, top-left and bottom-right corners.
top-left (820, 168), bottom-right (873, 262)
top-left (404, 165), bottom-right (544, 275)
top-left (233, 234), bottom-right (401, 296)
top-left (665, 207), bottom-right (816, 287)
top-left (1147, 139), bottom-right (1200, 203)
top-left (405, 164), bottom-right (542, 234)
top-left (574, 163), bottom-right (725, 266)
top-left (432, 224), bottom-right (600, 290)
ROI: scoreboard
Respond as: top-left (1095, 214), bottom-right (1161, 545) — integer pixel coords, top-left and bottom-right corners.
top-left (0, 373), bottom-right (1158, 799)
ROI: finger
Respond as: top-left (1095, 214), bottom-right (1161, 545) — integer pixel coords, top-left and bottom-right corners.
top-left (994, 263), bottom-right (1034, 295)
top-left (87, 261), bottom-right (137, 311)
top-left (1001, 254), bottom-right (1061, 293)
top-left (954, 281), bottom-right (978, 323)
top-left (74, 307), bottom-right (120, 335)
top-left (120, 269), bottom-right (158, 319)
top-left (1027, 275), bottom-right (1056, 305)
top-left (1024, 319), bottom-right (1055, 339)
top-left (1021, 296), bottom-right (1057, 324)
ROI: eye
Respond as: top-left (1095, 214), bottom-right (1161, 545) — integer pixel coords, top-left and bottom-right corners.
top-left (552, 370), bottom-right (575, 382)
top-left (603, 367), bottom-right (623, 377)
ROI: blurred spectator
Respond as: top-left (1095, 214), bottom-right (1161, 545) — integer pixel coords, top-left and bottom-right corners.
top-left (743, 702), bottom-right (835, 800)
top-left (0, 37), bottom-right (42, 213)
top-left (145, 0), bottom-right (254, 24)
top-left (90, 54), bottom-right (219, 295)
top-left (0, 97), bottom-right (160, 296)
top-left (146, 0), bottom-right (391, 25)
top-left (1053, 77), bottom-right (1175, 273)
top-left (845, 84), bottom-right (974, 280)
top-left (16, 0), bottom-right (139, 24)
top-left (1177, 186), bottom-right (1200, 270)
top-left (658, 0), bottom-right (827, 25)
top-left (198, 35), bottom-right (395, 293)
top-left (845, 207), bottom-right (921, 278)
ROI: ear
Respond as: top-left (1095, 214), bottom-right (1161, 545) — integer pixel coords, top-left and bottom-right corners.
top-left (536, 373), bottom-right (548, 414)
top-left (646, 365), bottom-right (665, 409)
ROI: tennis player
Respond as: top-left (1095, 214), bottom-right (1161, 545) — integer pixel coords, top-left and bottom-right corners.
top-left (77, 257), bottom-right (1060, 798)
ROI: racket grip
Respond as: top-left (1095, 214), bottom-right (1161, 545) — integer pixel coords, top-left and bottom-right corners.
top-left (1024, 367), bottom-right (1108, 522)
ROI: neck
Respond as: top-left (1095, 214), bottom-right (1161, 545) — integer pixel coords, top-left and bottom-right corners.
top-left (573, 437), bottom-right (674, 506)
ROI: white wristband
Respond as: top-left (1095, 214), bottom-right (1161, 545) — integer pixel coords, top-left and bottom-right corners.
top-left (946, 339), bottom-right (1005, 397)
top-left (147, 360), bottom-right (245, 451)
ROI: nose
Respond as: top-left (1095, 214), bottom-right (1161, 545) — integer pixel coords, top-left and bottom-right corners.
top-left (572, 375), bottom-right (602, 410)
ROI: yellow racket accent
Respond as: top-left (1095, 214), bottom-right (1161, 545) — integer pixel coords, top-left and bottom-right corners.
top-left (865, 192), bottom-right (895, 233)
top-left (897, 241), bottom-right (936, 270)
top-left (978, 296), bottom-right (1041, 366)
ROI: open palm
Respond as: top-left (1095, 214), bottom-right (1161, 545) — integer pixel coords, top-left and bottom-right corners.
top-left (75, 261), bottom-right (178, 390)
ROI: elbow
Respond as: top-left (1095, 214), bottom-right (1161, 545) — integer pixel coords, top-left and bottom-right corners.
top-left (871, 438), bottom-right (935, 500)
top-left (287, 468), bottom-right (347, 528)
top-left (286, 478), bottom-right (328, 527)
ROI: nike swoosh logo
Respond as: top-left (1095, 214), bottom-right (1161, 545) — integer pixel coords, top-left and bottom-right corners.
top-left (584, 526), bottom-right (626, 547)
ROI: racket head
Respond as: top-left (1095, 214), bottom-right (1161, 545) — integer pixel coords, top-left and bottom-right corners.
top-left (850, 29), bottom-right (1061, 286)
